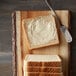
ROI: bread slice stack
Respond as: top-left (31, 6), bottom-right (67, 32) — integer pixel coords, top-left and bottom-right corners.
top-left (22, 15), bottom-right (59, 50)
top-left (23, 55), bottom-right (63, 76)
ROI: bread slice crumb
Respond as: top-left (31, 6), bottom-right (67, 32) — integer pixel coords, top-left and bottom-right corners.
top-left (22, 15), bottom-right (59, 50)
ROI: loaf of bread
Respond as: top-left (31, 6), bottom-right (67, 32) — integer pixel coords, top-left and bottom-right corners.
top-left (22, 15), bottom-right (59, 50)
top-left (23, 55), bottom-right (63, 76)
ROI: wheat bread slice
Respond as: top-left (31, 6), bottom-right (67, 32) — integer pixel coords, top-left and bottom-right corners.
top-left (22, 15), bottom-right (59, 50)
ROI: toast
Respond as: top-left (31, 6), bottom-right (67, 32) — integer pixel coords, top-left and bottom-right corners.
top-left (22, 15), bottom-right (59, 50)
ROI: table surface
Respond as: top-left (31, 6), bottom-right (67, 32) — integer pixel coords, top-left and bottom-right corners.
top-left (0, 0), bottom-right (76, 76)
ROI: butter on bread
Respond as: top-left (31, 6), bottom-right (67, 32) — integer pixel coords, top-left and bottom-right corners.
top-left (22, 15), bottom-right (59, 50)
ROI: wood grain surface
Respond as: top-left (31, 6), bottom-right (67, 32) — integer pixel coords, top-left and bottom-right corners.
top-left (13, 10), bottom-right (70, 76)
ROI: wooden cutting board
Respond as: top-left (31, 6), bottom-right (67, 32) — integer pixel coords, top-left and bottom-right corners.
top-left (12, 10), bottom-right (70, 76)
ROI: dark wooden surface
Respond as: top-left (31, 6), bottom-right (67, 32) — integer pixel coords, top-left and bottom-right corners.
top-left (0, 0), bottom-right (76, 76)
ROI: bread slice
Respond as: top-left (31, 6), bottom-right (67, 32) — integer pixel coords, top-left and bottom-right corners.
top-left (24, 55), bottom-right (62, 67)
top-left (24, 72), bottom-right (63, 76)
top-left (22, 15), bottom-right (59, 50)
top-left (26, 67), bottom-right (62, 73)
top-left (23, 55), bottom-right (62, 76)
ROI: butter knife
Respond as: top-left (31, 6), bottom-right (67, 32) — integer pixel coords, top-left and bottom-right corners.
top-left (45, 0), bottom-right (72, 43)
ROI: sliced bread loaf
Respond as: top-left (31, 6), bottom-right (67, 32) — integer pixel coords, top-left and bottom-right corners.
top-left (23, 55), bottom-right (62, 76)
